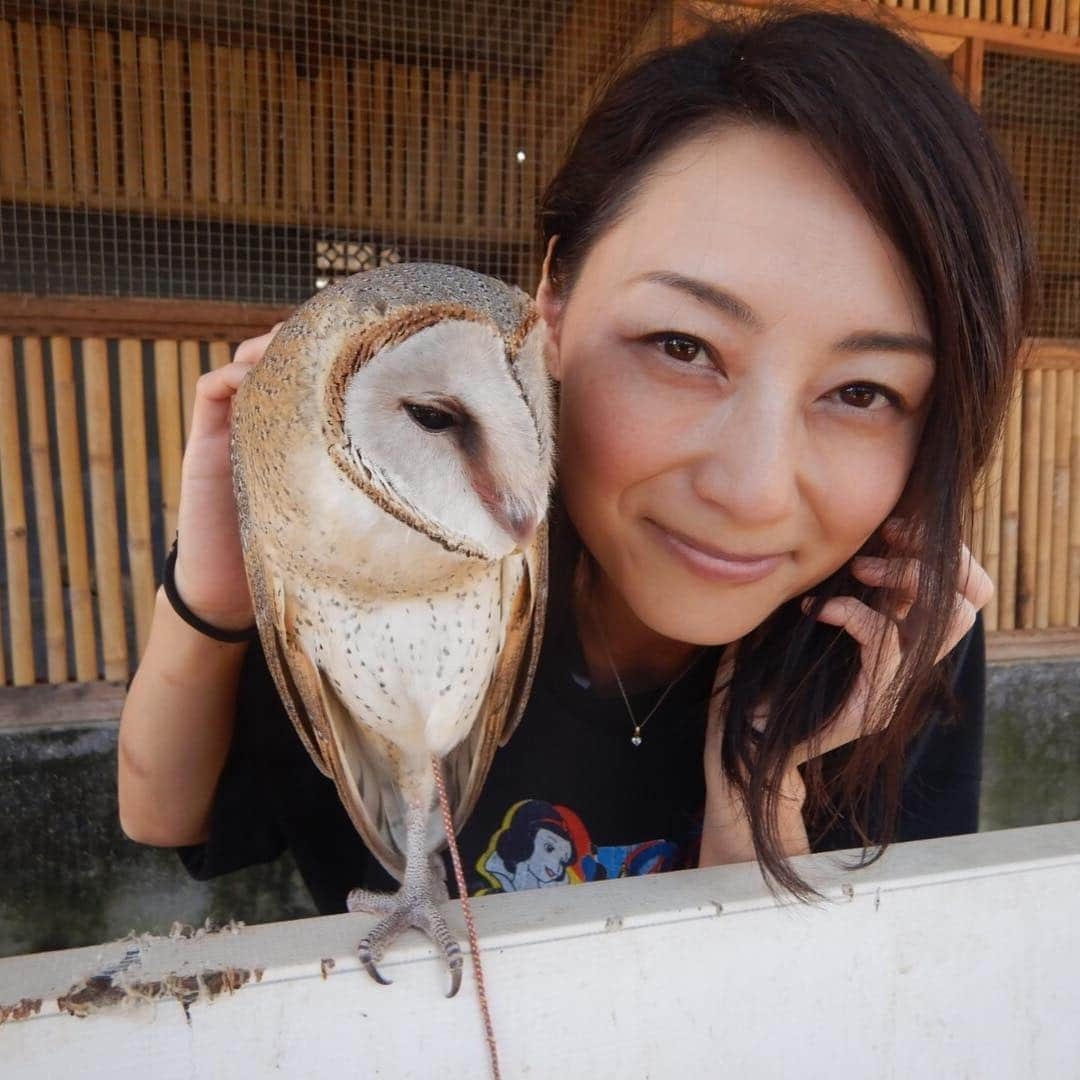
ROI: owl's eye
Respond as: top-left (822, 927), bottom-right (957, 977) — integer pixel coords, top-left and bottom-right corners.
top-left (404, 402), bottom-right (458, 432)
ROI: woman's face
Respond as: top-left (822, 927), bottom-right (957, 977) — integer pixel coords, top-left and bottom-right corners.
top-left (539, 125), bottom-right (936, 646)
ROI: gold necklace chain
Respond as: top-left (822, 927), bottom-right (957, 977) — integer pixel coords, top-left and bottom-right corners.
top-left (587, 601), bottom-right (707, 747)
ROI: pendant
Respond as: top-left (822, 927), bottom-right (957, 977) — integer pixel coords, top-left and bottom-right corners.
top-left (631, 727), bottom-right (642, 747)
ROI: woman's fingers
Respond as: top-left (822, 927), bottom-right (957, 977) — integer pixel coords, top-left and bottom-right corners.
top-left (186, 325), bottom-right (281, 447)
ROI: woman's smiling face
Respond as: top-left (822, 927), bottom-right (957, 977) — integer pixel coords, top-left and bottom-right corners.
top-left (539, 124), bottom-right (936, 646)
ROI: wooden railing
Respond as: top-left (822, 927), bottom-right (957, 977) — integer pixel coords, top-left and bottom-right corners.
top-left (0, 327), bottom-right (1078, 689)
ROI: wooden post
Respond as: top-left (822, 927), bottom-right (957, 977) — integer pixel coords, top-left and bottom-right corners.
top-left (92, 29), bottom-right (117, 196)
top-left (1035, 370), bottom-right (1057, 627)
top-left (1050, 370), bottom-right (1073, 625)
top-left (999, 374), bottom-right (1023, 630)
top-left (0, 21), bottom-right (26, 188)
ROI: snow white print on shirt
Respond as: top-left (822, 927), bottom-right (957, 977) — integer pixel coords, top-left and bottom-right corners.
top-left (474, 798), bottom-right (686, 894)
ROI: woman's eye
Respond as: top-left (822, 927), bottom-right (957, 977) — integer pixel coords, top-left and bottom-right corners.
top-left (833, 384), bottom-right (899, 411)
top-left (651, 333), bottom-right (710, 365)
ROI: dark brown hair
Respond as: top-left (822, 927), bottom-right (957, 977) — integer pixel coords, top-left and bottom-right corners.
top-left (538, 4), bottom-right (1037, 899)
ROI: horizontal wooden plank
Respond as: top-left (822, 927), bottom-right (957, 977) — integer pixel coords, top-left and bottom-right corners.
top-left (0, 295), bottom-right (295, 340)
top-left (986, 627), bottom-right (1080, 661)
top-left (0, 680), bottom-right (126, 729)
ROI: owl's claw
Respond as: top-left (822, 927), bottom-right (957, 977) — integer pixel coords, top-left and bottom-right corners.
top-left (349, 884), bottom-right (463, 996)
top-left (358, 948), bottom-right (393, 987)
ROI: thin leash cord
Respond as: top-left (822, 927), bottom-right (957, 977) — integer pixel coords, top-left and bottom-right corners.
top-left (432, 754), bottom-right (501, 1080)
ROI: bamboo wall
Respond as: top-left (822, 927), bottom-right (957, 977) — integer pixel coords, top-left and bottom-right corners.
top-left (0, 19), bottom-right (541, 243)
top-left (0, 333), bottom-right (1077, 686)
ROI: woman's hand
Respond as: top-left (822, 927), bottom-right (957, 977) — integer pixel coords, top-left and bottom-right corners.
top-left (796, 517), bottom-right (994, 763)
top-left (172, 324), bottom-right (283, 630)
top-left (699, 518), bottom-right (993, 866)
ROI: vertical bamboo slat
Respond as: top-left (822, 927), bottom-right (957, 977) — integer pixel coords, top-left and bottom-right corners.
top-left (424, 67), bottom-right (444, 222)
top-left (295, 60), bottom-right (314, 214)
top-left (17, 22), bottom-right (47, 192)
top-left (970, 468), bottom-right (986, 570)
top-left (1069, 370), bottom-right (1080, 625)
top-left (41, 23), bottom-right (73, 198)
top-left (118, 31), bottom-right (141, 197)
top-left (83, 339), bottom-right (128, 680)
top-left (281, 51), bottom-right (299, 210)
top-left (331, 58), bottom-right (351, 218)
top-left (506, 76), bottom-right (522, 232)
top-left (92, 29), bottom-right (117, 196)
top-left (212, 45), bottom-right (232, 205)
top-left (404, 66), bottom-right (423, 227)
top-left (244, 48), bottom-right (263, 210)
top-left (982, 433), bottom-right (1004, 631)
top-left (180, 340), bottom-right (202, 443)
top-left (1035, 369), bottom-right (1057, 627)
top-left (0, 337), bottom-right (35, 685)
top-left (189, 41), bottom-right (211, 202)
top-left (368, 61), bottom-right (388, 224)
top-left (1050, 370), bottom-right (1073, 625)
top-left (352, 62), bottom-right (369, 220)
top-left (389, 65), bottom-right (406, 223)
top-left (209, 341), bottom-right (231, 371)
top-left (23, 338), bottom-right (67, 682)
top-left (138, 35), bottom-right (165, 200)
top-left (67, 26), bottom-right (95, 200)
top-left (313, 63), bottom-right (331, 215)
top-left (485, 76), bottom-right (504, 231)
top-left (443, 69), bottom-right (462, 227)
top-left (0, 21), bottom-right (25, 188)
top-left (463, 70), bottom-right (482, 229)
top-left (162, 37), bottom-right (186, 201)
top-left (264, 46), bottom-right (280, 211)
top-left (1018, 368), bottom-right (1041, 627)
top-left (119, 339), bottom-right (155, 656)
top-left (227, 49), bottom-right (245, 211)
top-left (154, 340), bottom-right (184, 544)
top-left (51, 338), bottom-right (97, 680)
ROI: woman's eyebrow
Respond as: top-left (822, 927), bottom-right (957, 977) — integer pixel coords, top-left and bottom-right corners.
top-left (636, 270), bottom-right (934, 359)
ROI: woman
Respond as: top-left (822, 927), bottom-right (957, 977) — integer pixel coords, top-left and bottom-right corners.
top-left (118, 7), bottom-right (1033, 909)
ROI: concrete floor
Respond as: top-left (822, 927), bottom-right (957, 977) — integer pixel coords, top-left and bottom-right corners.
top-left (0, 658), bottom-right (1076, 959)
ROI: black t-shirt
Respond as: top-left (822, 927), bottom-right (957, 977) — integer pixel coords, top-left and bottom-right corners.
top-left (177, 598), bottom-right (985, 913)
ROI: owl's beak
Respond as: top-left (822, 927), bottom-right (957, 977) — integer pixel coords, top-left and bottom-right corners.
top-left (496, 496), bottom-right (539, 549)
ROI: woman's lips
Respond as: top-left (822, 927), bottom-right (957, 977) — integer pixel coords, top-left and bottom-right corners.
top-left (648, 519), bottom-right (787, 584)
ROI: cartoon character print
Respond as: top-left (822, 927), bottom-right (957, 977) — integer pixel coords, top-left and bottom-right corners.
top-left (475, 799), bottom-right (686, 894)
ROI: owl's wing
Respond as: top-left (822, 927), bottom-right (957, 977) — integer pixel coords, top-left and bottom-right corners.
top-left (247, 544), bottom-right (409, 876)
top-left (441, 517), bottom-right (549, 833)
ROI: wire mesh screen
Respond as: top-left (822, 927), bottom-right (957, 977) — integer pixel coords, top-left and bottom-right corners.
top-left (0, 0), bottom-right (666, 304)
top-left (982, 50), bottom-right (1080, 340)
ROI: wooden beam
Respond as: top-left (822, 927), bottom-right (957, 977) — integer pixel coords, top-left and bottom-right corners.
top-left (0, 680), bottom-right (125, 730)
top-left (986, 627), bottom-right (1080, 661)
top-left (0, 295), bottom-right (295, 340)
top-left (677, 0), bottom-right (1080, 58)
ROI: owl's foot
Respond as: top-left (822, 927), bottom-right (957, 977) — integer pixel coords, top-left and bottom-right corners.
top-left (347, 881), bottom-right (463, 997)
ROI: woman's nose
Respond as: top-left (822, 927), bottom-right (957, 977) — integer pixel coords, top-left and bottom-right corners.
top-left (691, 397), bottom-right (800, 527)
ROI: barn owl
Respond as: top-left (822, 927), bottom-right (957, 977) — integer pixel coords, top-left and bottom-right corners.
top-left (231, 263), bottom-right (554, 994)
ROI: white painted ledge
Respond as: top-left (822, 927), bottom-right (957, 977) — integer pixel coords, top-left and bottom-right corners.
top-left (2, 821), bottom-right (1078, 1079)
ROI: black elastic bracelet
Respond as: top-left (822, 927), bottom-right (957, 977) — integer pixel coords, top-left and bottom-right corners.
top-left (163, 536), bottom-right (258, 644)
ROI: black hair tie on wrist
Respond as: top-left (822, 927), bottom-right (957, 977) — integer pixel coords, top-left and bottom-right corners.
top-left (163, 536), bottom-right (258, 644)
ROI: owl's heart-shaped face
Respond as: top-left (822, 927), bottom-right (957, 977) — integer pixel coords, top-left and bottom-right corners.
top-left (341, 318), bottom-right (553, 559)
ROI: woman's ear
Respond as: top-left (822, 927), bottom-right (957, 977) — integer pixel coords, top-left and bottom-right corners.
top-left (535, 235), bottom-right (563, 382)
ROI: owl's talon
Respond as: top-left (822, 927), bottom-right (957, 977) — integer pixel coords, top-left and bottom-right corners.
top-left (358, 945), bottom-right (393, 986)
top-left (446, 962), bottom-right (462, 998)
